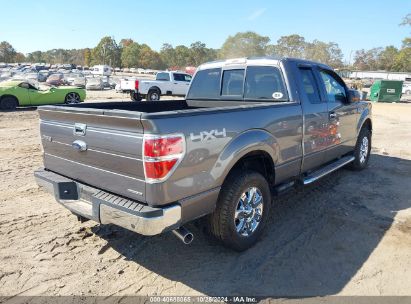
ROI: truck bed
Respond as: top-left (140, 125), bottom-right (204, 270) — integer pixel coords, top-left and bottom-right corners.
top-left (38, 99), bottom-right (283, 205)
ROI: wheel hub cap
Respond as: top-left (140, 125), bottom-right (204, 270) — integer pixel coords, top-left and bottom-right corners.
top-left (359, 136), bottom-right (369, 163)
top-left (234, 187), bottom-right (264, 237)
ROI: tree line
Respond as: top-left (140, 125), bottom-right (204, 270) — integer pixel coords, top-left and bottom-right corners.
top-left (0, 14), bottom-right (409, 72)
top-left (352, 14), bottom-right (411, 72)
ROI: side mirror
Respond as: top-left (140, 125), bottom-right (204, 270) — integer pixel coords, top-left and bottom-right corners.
top-left (348, 90), bottom-right (360, 102)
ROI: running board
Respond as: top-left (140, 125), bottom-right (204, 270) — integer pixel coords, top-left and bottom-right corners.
top-left (303, 156), bottom-right (355, 185)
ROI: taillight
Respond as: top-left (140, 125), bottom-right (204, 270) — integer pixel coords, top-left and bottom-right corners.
top-left (143, 134), bottom-right (185, 182)
top-left (135, 80), bottom-right (139, 90)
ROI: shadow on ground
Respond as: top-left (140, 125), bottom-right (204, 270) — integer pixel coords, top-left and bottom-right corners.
top-left (92, 154), bottom-right (411, 296)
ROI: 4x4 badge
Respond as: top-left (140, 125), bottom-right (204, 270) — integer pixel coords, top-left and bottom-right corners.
top-left (190, 128), bottom-right (226, 142)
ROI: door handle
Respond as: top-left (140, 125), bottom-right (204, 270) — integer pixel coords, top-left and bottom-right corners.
top-left (329, 112), bottom-right (337, 119)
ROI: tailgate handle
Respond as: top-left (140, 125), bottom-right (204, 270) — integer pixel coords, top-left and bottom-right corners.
top-left (72, 140), bottom-right (87, 152)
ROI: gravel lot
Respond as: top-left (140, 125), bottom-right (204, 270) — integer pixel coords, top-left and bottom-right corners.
top-left (0, 101), bottom-right (410, 297)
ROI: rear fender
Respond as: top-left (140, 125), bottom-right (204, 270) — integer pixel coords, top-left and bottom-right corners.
top-left (211, 129), bottom-right (279, 185)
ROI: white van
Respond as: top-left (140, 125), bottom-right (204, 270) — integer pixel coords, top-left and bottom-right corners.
top-left (91, 65), bottom-right (112, 76)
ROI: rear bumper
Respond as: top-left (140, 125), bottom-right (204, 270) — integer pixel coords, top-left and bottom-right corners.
top-left (34, 169), bottom-right (181, 235)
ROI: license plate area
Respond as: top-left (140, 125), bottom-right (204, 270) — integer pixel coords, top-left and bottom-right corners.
top-left (57, 182), bottom-right (79, 200)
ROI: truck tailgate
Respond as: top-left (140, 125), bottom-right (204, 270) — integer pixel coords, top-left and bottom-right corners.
top-left (38, 106), bottom-right (146, 202)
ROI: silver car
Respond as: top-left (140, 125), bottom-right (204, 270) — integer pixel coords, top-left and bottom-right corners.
top-left (86, 78), bottom-right (103, 90)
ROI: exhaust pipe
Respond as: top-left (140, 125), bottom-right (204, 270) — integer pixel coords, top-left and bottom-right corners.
top-left (172, 226), bottom-right (194, 244)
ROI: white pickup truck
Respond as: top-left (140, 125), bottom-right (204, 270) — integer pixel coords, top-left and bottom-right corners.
top-left (120, 71), bottom-right (192, 101)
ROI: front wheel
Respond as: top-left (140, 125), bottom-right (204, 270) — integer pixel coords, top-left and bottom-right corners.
top-left (207, 171), bottom-right (271, 251)
top-left (0, 96), bottom-right (18, 111)
top-left (350, 127), bottom-right (371, 170)
top-left (65, 92), bottom-right (81, 104)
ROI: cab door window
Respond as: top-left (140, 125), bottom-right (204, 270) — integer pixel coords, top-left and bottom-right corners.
top-left (319, 70), bottom-right (347, 103)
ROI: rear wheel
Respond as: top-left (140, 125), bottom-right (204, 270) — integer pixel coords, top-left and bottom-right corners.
top-left (207, 170), bottom-right (271, 251)
top-left (130, 92), bottom-right (142, 101)
top-left (0, 96), bottom-right (18, 111)
top-left (65, 92), bottom-right (81, 104)
top-left (147, 89), bottom-right (160, 101)
top-left (350, 126), bottom-right (371, 170)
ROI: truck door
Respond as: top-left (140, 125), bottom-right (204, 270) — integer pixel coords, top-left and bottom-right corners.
top-left (317, 69), bottom-right (359, 162)
top-left (172, 73), bottom-right (191, 95)
top-left (296, 66), bottom-right (330, 172)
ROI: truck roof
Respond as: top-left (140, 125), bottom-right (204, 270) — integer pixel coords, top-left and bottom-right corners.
top-left (199, 56), bottom-right (331, 71)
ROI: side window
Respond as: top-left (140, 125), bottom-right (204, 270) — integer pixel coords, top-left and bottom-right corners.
top-left (319, 70), bottom-right (347, 103)
top-left (298, 68), bottom-right (321, 104)
top-left (186, 68), bottom-right (221, 99)
top-left (19, 83), bottom-right (30, 89)
top-left (173, 73), bottom-right (191, 82)
top-left (221, 69), bottom-right (244, 97)
top-left (244, 66), bottom-right (288, 101)
top-left (173, 73), bottom-right (183, 81)
top-left (157, 73), bottom-right (170, 81)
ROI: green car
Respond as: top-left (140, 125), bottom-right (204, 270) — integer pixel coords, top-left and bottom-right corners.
top-left (0, 80), bottom-right (86, 110)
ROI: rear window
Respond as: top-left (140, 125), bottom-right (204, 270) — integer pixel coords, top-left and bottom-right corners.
top-left (244, 66), bottom-right (287, 101)
top-left (187, 66), bottom-right (288, 101)
top-left (156, 72), bottom-right (170, 81)
top-left (187, 68), bottom-right (221, 99)
top-left (221, 69), bottom-right (244, 97)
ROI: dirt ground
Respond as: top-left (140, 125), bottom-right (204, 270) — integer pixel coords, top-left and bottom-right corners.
top-left (0, 101), bottom-right (411, 297)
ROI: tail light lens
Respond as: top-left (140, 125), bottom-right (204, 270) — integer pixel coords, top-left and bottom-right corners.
top-left (143, 134), bottom-right (185, 182)
top-left (135, 80), bottom-right (139, 90)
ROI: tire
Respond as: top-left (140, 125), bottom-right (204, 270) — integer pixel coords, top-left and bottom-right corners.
top-left (0, 96), bottom-right (18, 111)
top-left (207, 170), bottom-right (271, 251)
top-left (65, 92), bottom-right (81, 104)
top-left (147, 89), bottom-right (160, 101)
top-left (350, 126), bottom-right (371, 170)
top-left (130, 92), bottom-right (142, 102)
top-left (406, 90), bottom-right (411, 95)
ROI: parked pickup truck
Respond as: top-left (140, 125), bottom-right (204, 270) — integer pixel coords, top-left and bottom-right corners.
top-left (34, 57), bottom-right (372, 251)
top-left (120, 71), bottom-right (192, 101)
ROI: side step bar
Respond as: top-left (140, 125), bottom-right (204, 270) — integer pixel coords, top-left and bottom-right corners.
top-left (303, 155), bottom-right (355, 185)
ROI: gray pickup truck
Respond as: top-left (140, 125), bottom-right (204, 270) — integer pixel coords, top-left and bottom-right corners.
top-left (35, 57), bottom-right (372, 251)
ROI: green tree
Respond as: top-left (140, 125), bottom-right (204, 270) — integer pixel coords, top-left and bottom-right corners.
top-left (174, 45), bottom-right (192, 66)
top-left (189, 41), bottom-right (218, 66)
top-left (305, 40), bottom-right (343, 68)
top-left (138, 44), bottom-right (165, 69)
top-left (160, 43), bottom-right (177, 68)
top-left (0, 41), bottom-right (17, 63)
top-left (353, 48), bottom-right (382, 70)
top-left (14, 52), bottom-right (26, 63)
top-left (268, 34), bottom-right (306, 58)
top-left (119, 38), bottom-right (134, 48)
top-left (91, 36), bottom-right (121, 67)
top-left (121, 42), bottom-right (141, 68)
top-left (219, 31), bottom-right (270, 59)
top-left (84, 48), bottom-right (92, 66)
top-left (392, 47), bottom-right (411, 71)
top-left (27, 51), bottom-right (44, 63)
top-left (377, 46), bottom-right (399, 70)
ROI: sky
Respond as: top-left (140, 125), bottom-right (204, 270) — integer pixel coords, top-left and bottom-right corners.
top-left (1, 0), bottom-right (410, 62)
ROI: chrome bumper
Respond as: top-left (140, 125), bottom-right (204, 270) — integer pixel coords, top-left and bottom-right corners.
top-left (34, 169), bottom-right (181, 236)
